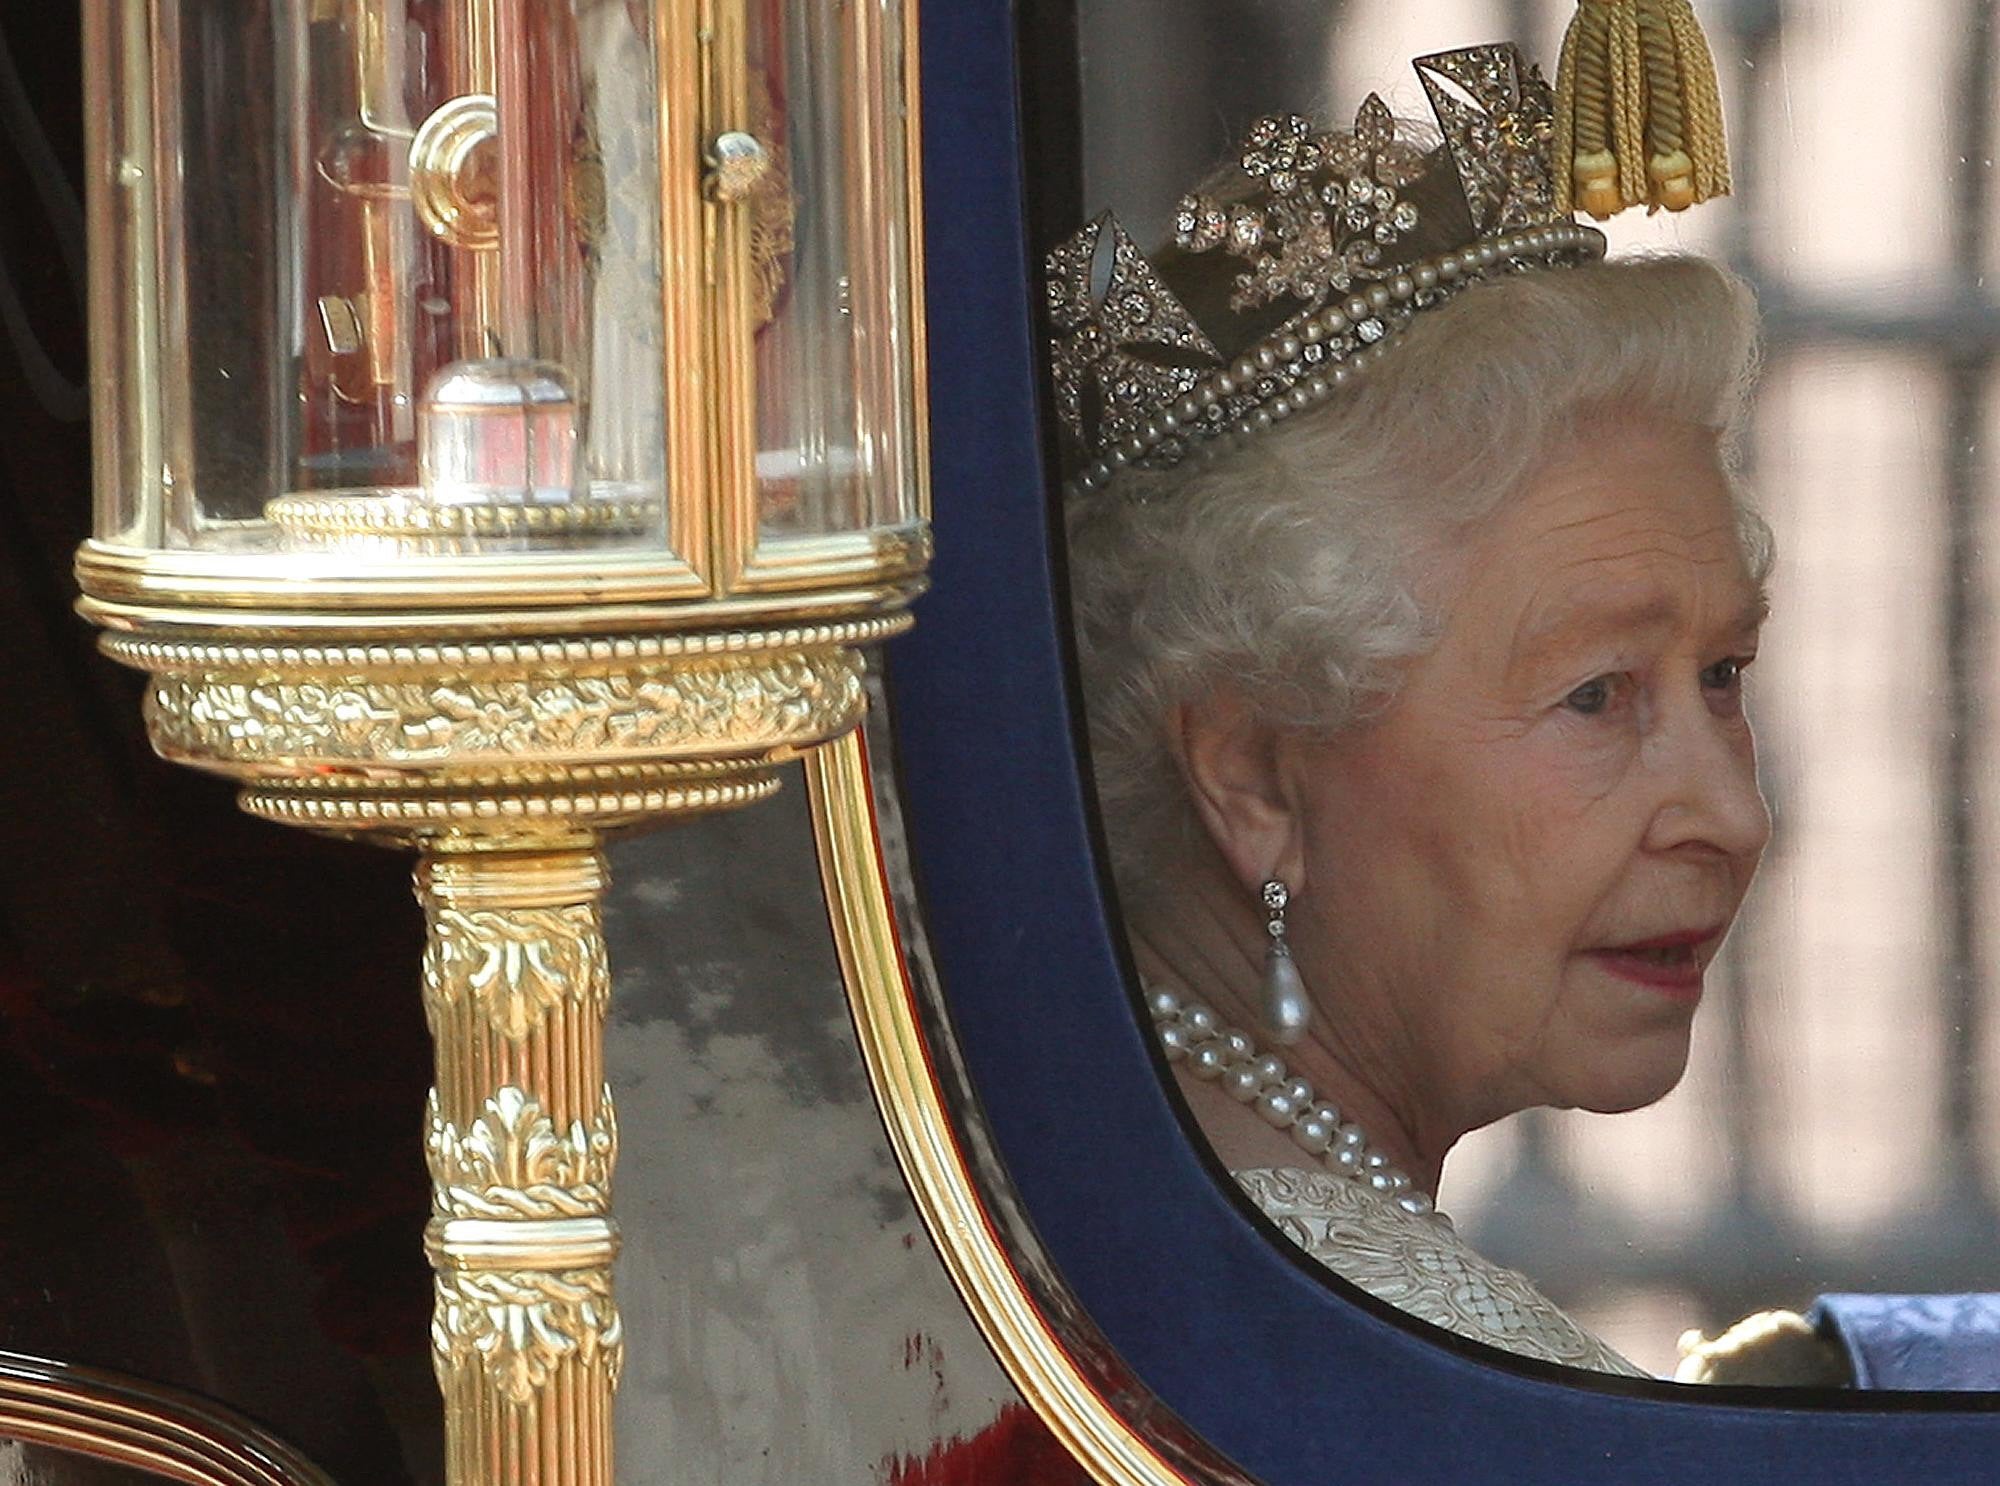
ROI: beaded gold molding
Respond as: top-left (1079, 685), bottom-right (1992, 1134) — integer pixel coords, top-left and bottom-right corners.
top-left (266, 491), bottom-right (661, 543)
top-left (101, 613), bottom-right (911, 673)
top-left (240, 774), bottom-right (781, 836)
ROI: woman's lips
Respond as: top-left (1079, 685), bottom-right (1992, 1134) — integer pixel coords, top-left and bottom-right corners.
top-left (1584, 927), bottom-right (1722, 998)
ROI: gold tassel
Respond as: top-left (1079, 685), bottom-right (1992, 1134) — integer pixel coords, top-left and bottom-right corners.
top-left (1554, 0), bottom-right (1732, 219)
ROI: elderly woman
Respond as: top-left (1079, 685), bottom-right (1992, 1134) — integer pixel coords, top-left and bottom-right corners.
top-left (1057, 44), bottom-right (1767, 1377)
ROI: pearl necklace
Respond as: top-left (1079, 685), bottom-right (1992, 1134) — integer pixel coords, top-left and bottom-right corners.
top-left (1146, 983), bottom-right (1436, 1218)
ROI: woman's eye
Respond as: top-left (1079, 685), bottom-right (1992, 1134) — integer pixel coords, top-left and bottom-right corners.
top-left (1563, 676), bottom-right (1616, 715)
top-left (1702, 657), bottom-right (1748, 692)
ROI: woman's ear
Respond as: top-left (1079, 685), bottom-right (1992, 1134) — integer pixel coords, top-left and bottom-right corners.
top-left (1169, 691), bottom-right (1308, 895)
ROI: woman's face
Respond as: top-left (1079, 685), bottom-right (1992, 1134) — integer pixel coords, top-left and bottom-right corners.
top-left (1288, 419), bottom-right (1770, 1132)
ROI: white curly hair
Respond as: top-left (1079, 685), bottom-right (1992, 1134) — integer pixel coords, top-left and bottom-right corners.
top-left (1065, 255), bottom-right (1771, 903)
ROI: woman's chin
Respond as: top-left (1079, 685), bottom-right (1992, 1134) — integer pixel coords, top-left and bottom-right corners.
top-left (1567, 1032), bottom-right (1695, 1115)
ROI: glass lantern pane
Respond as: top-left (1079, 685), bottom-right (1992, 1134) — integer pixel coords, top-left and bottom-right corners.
top-left (91, 0), bottom-right (674, 562)
top-left (748, 0), bottom-right (922, 544)
top-left (87, 2), bottom-right (169, 550)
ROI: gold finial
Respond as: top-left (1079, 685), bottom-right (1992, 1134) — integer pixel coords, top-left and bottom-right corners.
top-left (1554, 0), bottom-right (1732, 219)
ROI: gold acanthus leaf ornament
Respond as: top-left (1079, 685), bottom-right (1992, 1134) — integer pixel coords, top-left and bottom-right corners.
top-left (428, 1086), bottom-right (618, 1221)
top-left (142, 652), bottom-right (866, 770)
top-left (433, 1267), bottom-right (624, 1405)
top-left (425, 903), bottom-right (609, 1041)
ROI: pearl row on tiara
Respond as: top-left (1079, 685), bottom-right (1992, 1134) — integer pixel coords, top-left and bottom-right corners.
top-left (1146, 982), bottom-right (1439, 1219)
top-left (1067, 220), bottom-right (1606, 498)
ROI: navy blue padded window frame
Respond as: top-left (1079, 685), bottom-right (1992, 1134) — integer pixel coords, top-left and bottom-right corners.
top-left (883, 2), bottom-right (2000, 1480)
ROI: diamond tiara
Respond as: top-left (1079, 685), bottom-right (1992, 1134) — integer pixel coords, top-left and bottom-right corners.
top-left (1048, 44), bottom-right (1611, 498)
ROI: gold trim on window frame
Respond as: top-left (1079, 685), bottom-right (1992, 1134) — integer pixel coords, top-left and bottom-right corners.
top-left (806, 728), bottom-right (1197, 1486)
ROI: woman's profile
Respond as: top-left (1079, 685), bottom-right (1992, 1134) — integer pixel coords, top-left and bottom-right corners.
top-left (1056, 36), bottom-right (1760, 1376)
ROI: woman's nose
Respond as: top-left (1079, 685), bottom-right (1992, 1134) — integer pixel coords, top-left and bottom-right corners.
top-left (1644, 706), bottom-right (1772, 862)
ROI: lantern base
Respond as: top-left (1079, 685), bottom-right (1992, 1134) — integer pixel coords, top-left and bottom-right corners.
top-left (97, 616), bottom-right (902, 847)
top-left (90, 611), bottom-right (907, 1486)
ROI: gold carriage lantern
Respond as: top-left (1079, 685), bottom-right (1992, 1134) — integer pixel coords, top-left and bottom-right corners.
top-left (74, 2), bottom-right (926, 1484)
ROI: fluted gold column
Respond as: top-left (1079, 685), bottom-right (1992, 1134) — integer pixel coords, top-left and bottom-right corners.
top-left (417, 847), bottom-right (622, 1486)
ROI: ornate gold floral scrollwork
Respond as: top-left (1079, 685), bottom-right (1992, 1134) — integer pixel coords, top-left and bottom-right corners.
top-left (427, 1086), bottom-right (618, 1221)
top-left (142, 650), bottom-right (866, 769)
top-left (432, 1267), bottom-right (624, 1405)
top-left (424, 903), bottom-right (608, 1040)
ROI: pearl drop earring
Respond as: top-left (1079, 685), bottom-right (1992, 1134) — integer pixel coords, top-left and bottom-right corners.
top-left (1260, 878), bottom-right (1311, 1044)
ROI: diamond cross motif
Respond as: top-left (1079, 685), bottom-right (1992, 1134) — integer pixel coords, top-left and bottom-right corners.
top-left (1045, 213), bottom-right (1220, 447)
top-left (1416, 45), bottom-right (1559, 233)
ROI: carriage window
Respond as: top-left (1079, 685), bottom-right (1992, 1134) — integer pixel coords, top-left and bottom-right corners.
top-left (1042, 0), bottom-right (2000, 1377)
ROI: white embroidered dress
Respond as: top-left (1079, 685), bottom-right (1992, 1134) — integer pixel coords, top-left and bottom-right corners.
top-left (1236, 1166), bottom-right (1646, 1377)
